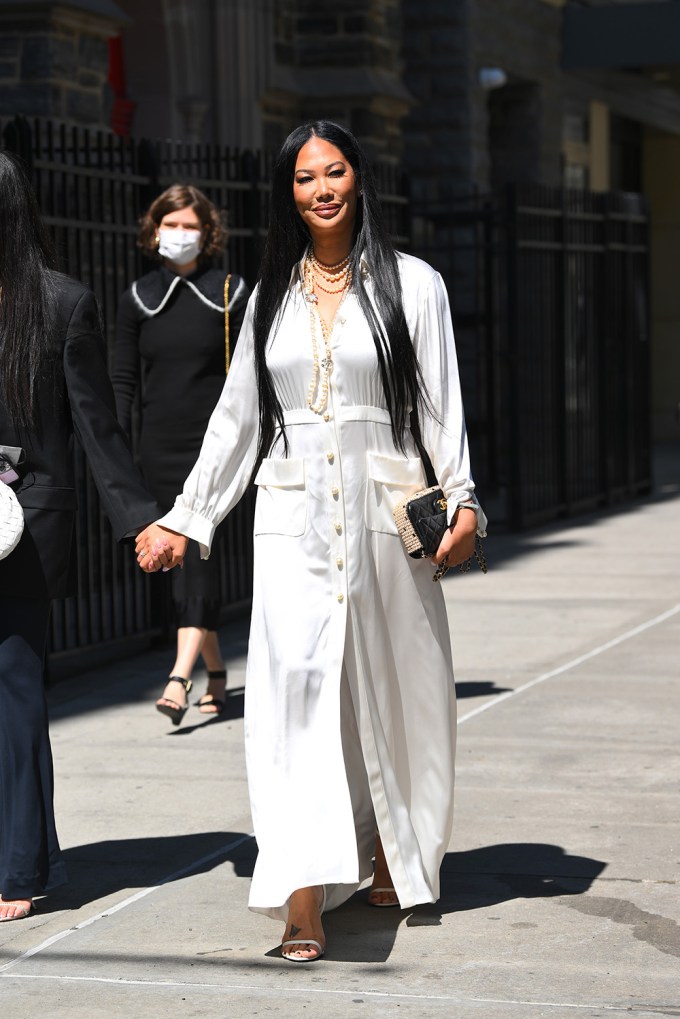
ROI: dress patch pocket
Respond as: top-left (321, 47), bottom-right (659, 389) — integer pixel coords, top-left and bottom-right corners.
top-left (365, 452), bottom-right (426, 535)
top-left (254, 457), bottom-right (307, 536)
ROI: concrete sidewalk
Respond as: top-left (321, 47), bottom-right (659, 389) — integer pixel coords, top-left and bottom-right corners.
top-left (1, 487), bottom-right (679, 1018)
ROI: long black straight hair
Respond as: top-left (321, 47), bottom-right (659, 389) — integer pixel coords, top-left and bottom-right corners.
top-left (252, 120), bottom-right (429, 467)
top-left (0, 151), bottom-right (58, 431)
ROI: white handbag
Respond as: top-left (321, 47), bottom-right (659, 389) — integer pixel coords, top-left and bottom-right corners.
top-left (0, 480), bottom-right (24, 560)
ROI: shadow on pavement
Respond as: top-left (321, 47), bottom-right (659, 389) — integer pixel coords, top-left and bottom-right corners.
top-left (42, 831), bottom-right (256, 913)
top-left (169, 687), bottom-right (245, 733)
top-left (315, 842), bottom-right (607, 964)
top-left (456, 680), bottom-right (513, 699)
top-left (32, 839), bottom-right (606, 966)
top-left (434, 842), bottom-right (607, 916)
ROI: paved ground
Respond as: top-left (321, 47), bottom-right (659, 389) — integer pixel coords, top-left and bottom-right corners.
top-left (1, 465), bottom-right (679, 1018)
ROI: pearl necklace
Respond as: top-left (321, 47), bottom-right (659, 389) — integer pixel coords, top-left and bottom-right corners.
top-left (311, 252), bottom-right (350, 274)
top-left (310, 251), bottom-right (350, 286)
top-left (303, 250), bottom-right (352, 415)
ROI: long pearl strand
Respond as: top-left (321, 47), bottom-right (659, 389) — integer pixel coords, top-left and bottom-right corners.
top-left (303, 250), bottom-right (352, 415)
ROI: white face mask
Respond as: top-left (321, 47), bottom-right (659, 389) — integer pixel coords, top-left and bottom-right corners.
top-left (157, 228), bottom-right (202, 266)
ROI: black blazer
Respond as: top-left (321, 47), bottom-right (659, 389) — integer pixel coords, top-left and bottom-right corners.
top-left (0, 272), bottom-right (160, 600)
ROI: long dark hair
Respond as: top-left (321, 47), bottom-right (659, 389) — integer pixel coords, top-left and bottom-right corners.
top-left (0, 151), bottom-right (57, 430)
top-left (253, 120), bottom-right (428, 466)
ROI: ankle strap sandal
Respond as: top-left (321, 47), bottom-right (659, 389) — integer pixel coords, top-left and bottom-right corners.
top-left (155, 676), bottom-right (193, 727)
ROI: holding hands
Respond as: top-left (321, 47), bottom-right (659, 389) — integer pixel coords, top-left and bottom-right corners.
top-left (136, 523), bottom-right (188, 573)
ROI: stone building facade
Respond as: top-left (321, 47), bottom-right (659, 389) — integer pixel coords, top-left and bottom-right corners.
top-left (399, 0), bottom-right (680, 441)
top-left (111, 0), bottom-right (411, 162)
top-left (401, 0), bottom-right (680, 192)
top-left (263, 0), bottom-right (410, 159)
top-left (0, 1), bottom-right (128, 126)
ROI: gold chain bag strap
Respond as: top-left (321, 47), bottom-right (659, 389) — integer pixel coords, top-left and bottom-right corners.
top-left (393, 486), bottom-right (487, 582)
top-left (224, 273), bottom-right (232, 374)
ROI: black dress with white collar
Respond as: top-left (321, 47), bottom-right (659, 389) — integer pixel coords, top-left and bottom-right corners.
top-left (112, 264), bottom-right (250, 629)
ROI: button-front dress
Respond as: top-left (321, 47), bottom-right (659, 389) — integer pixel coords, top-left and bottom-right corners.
top-left (158, 252), bottom-right (487, 920)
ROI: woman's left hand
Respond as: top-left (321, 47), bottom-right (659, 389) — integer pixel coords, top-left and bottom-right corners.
top-left (434, 506), bottom-right (477, 567)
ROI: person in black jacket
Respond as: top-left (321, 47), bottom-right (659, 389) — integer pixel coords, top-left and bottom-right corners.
top-left (0, 151), bottom-right (160, 922)
top-left (112, 184), bottom-right (249, 726)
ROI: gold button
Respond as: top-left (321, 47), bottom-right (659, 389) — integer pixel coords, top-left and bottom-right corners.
top-left (331, 486), bottom-right (339, 498)
top-left (337, 593), bottom-right (344, 603)
top-left (326, 451), bottom-right (334, 463)
top-left (323, 413), bottom-right (330, 422)
top-left (334, 522), bottom-right (342, 533)
top-left (336, 557), bottom-right (344, 569)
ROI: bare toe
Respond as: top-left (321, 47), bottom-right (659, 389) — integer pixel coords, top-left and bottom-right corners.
top-left (281, 886), bottom-right (326, 961)
top-left (368, 886), bottom-right (399, 907)
top-left (0, 897), bottom-right (34, 921)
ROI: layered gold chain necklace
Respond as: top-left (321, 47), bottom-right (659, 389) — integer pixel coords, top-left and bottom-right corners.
top-left (303, 249), bottom-right (352, 415)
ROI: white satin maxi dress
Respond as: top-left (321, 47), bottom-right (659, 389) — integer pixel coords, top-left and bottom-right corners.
top-left (158, 252), bottom-right (487, 921)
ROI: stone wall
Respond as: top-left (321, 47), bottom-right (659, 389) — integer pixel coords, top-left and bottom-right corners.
top-left (0, 3), bottom-right (126, 128)
top-left (264, 0), bottom-right (412, 162)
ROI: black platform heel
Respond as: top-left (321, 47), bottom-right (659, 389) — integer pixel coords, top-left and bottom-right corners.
top-left (155, 676), bottom-right (193, 726)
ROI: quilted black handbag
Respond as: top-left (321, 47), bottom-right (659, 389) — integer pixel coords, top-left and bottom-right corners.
top-left (393, 485), bottom-right (486, 582)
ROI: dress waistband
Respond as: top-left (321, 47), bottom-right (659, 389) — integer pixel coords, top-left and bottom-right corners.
top-left (282, 406), bottom-right (392, 426)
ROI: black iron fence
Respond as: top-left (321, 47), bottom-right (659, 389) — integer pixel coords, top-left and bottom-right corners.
top-left (413, 183), bottom-right (651, 528)
top-left (506, 184), bottom-right (650, 527)
top-left (2, 113), bottom-right (651, 658)
top-left (0, 114), bottom-right (409, 663)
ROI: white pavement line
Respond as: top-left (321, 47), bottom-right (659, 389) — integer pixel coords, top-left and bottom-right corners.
top-left (0, 833), bottom-right (254, 976)
top-left (458, 601), bottom-right (680, 726)
top-left (0, 973), bottom-right (656, 1013)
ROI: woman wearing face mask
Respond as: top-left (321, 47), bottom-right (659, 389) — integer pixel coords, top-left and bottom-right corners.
top-left (112, 184), bottom-right (249, 725)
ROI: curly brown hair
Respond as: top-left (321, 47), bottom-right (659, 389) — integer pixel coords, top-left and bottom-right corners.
top-left (137, 184), bottom-right (227, 262)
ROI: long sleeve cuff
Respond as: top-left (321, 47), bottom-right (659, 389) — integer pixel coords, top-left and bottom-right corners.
top-left (157, 500), bottom-right (215, 560)
top-left (446, 493), bottom-right (488, 537)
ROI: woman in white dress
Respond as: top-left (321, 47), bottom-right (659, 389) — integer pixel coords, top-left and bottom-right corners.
top-left (137, 121), bottom-right (486, 962)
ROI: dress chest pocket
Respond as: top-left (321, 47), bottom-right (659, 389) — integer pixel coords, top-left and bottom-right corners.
top-left (364, 452), bottom-right (426, 535)
top-left (253, 457), bottom-right (307, 537)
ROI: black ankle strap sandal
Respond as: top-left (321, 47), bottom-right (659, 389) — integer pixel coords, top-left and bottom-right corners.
top-left (155, 676), bottom-right (193, 727)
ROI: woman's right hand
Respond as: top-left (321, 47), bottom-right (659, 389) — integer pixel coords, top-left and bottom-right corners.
top-left (434, 506), bottom-right (477, 567)
top-left (135, 523), bottom-right (188, 572)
